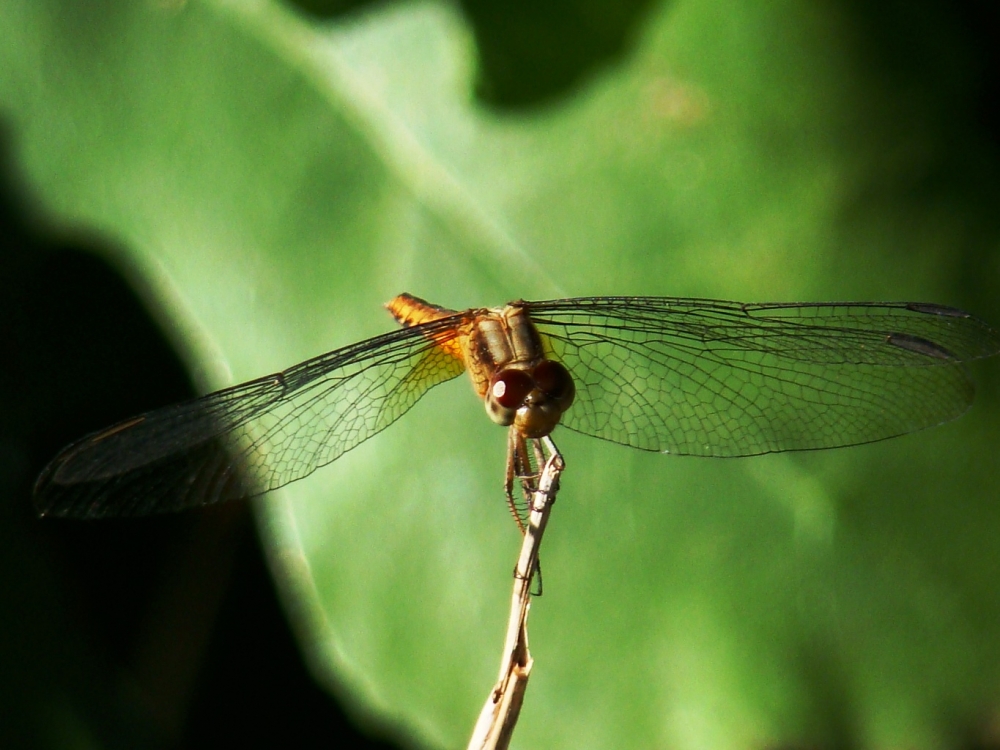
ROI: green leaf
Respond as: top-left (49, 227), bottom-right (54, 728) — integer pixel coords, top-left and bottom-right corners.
top-left (3, 0), bottom-right (999, 747)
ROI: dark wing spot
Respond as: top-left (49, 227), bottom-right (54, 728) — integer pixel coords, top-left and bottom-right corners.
top-left (887, 333), bottom-right (955, 361)
top-left (905, 303), bottom-right (970, 319)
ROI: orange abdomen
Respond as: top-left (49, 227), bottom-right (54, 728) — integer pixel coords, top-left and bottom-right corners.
top-left (386, 293), bottom-right (468, 362)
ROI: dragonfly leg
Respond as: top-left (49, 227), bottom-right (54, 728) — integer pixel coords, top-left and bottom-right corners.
top-left (504, 428), bottom-right (528, 534)
top-left (511, 556), bottom-right (543, 596)
top-left (522, 437), bottom-right (560, 513)
top-left (516, 437), bottom-right (557, 517)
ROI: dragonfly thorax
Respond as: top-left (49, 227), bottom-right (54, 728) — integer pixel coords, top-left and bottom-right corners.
top-left (387, 293), bottom-right (578, 437)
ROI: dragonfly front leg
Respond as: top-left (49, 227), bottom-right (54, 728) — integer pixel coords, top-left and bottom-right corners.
top-left (504, 429), bottom-right (551, 534)
top-left (504, 428), bottom-right (528, 534)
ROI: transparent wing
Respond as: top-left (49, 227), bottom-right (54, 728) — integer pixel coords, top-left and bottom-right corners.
top-left (34, 318), bottom-right (467, 518)
top-left (527, 297), bottom-right (1000, 456)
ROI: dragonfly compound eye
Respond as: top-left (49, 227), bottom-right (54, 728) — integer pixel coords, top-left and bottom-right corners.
top-left (510, 361), bottom-right (577, 439)
top-left (486, 369), bottom-right (534, 426)
top-left (491, 369), bottom-right (534, 408)
top-left (532, 360), bottom-right (575, 412)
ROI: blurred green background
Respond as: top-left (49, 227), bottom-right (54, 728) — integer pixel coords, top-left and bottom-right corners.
top-left (2, 0), bottom-right (1000, 748)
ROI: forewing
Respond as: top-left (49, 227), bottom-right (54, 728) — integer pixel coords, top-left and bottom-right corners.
top-left (35, 319), bottom-right (466, 518)
top-left (528, 297), bottom-right (1000, 456)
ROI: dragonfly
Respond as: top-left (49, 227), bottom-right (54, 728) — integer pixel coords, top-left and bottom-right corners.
top-left (34, 293), bottom-right (1000, 520)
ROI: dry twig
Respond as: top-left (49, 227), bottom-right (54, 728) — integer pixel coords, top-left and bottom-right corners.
top-left (467, 435), bottom-right (564, 750)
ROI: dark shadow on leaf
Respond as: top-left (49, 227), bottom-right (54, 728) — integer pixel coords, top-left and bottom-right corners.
top-left (460, 0), bottom-right (661, 108)
top-left (0, 123), bottom-right (402, 749)
top-left (283, 0), bottom-right (663, 109)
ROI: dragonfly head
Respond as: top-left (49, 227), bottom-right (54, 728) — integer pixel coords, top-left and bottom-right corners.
top-left (485, 360), bottom-right (576, 438)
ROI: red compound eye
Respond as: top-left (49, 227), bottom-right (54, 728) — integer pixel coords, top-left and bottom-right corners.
top-left (532, 360), bottom-right (573, 399)
top-left (490, 369), bottom-right (533, 409)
